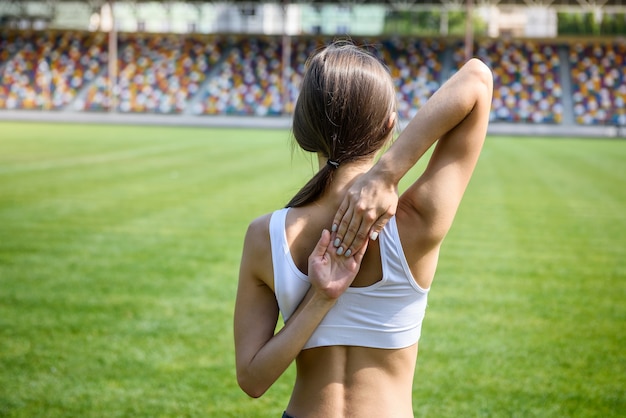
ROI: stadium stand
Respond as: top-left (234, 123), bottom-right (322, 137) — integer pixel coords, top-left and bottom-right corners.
top-left (377, 37), bottom-right (444, 120)
top-left (0, 30), bottom-right (108, 111)
top-left (452, 39), bottom-right (564, 124)
top-left (197, 36), bottom-right (285, 116)
top-left (570, 40), bottom-right (626, 126)
top-left (81, 33), bottom-right (224, 113)
top-left (0, 29), bottom-right (625, 129)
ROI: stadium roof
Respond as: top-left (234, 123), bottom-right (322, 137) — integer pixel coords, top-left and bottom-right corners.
top-left (240, 0), bottom-right (626, 7)
top-left (3, 0), bottom-right (626, 8)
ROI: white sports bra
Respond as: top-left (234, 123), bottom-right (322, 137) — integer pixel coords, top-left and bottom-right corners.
top-left (270, 208), bottom-right (429, 350)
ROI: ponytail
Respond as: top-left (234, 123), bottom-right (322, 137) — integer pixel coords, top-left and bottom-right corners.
top-left (286, 164), bottom-right (335, 208)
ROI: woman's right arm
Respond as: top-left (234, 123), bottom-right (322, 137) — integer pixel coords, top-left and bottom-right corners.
top-left (234, 218), bottom-right (367, 398)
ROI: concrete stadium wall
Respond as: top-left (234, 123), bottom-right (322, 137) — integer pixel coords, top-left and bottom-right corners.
top-left (0, 109), bottom-right (623, 138)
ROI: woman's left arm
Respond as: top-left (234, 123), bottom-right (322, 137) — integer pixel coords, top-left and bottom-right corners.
top-left (332, 59), bottom-right (493, 253)
top-left (234, 220), bottom-right (367, 398)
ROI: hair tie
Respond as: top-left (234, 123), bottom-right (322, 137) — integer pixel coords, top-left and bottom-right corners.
top-left (327, 159), bottom-right (340, 169)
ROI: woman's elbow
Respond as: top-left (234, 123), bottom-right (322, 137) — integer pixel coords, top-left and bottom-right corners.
top-left (237, 371), bottom-right (269, 399)
top-left (465, 58), bottom-right (494, 93)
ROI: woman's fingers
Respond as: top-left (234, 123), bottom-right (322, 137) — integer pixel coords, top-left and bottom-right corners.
top-left (334, 207), bottom-right (395, 257)
top-left (332, 205), bottom-right (354, 254)
top-left (331, 196), bottom-right (351, 234)
top-left (341, 211), bottom-right (373, 257)
top-left (333, 205), bottom-right (373, 257)
top-left (369, 210), bottom-right (394, 241)
top-left (310, 229), bottom-right (331, 261)
top-left (332, 193), bottom-right (376, 256)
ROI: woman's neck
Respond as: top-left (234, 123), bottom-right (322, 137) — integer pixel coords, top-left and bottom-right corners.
top-left (315, 154), bottom-right (374, 208)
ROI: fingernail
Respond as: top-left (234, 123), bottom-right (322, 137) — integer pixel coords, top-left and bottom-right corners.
top-left (336, 247), bottom-right (344, 256)
top-left (344, 249), bottom-right (352, 257)
top-left (331, 224), bottom-right (338, 232)
top-left (333, 238), bottom-right (341, 247)
top-left (370, 231), bottom-right (379, 241)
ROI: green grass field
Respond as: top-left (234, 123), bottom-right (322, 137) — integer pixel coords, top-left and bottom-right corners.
top-left (0, 121), bottom-right (624, 417)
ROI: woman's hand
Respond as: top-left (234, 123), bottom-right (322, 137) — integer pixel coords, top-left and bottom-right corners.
top-left (331, 170), bottom-right (398, 257)
top-left (308, 229), bottom-right (368, 300)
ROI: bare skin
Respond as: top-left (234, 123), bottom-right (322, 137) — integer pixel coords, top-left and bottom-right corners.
top-left (234, 59), bottom-right (493, 417)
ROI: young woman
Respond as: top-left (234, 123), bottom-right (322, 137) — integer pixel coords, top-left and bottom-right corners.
top-left (234, 41), bottom-right (493, 417)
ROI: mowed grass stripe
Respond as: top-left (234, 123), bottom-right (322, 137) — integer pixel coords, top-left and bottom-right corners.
top-left (419, 137), bottom-right (625, 417)
top-left (0, 124), bottom-right (271, 416)
top-left (0, 123), bottom-right (310, 416)
top-left (0, 122), bottom-right (624, 417)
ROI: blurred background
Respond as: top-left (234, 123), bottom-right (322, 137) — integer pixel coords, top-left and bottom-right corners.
top-left (0, 0), bottom-right (624, 137)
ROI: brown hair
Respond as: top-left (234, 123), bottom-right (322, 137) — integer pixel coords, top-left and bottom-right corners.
top-left (287, 41), bottom-right (397, 208)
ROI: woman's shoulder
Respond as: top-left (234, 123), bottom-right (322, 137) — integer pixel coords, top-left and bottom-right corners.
top-left (241, 212), bottom-right (275, 288)
top-left (245, 212), bottom-right (273, 245)
top-left (245, 207), bottom-right (290, 238)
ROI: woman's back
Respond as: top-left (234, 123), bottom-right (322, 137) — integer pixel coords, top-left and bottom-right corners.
top-left (270, 199), bottom-right (431, 417)
top-left (288, 344), bottom-right (417, 417)
top-left (283, 203), bottom-right (383, 288)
